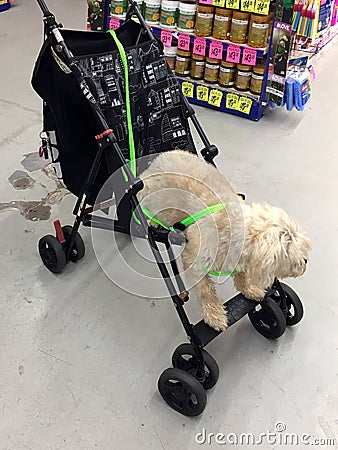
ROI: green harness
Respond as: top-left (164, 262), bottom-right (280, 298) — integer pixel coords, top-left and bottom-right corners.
top-left (108, 30), bottom-right (237, 277)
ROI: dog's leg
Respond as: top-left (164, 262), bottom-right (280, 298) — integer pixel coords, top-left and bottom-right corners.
top-left (233, 272), bottom-right (266, 300)
top-left (182, 255), bottom-right (228, 331)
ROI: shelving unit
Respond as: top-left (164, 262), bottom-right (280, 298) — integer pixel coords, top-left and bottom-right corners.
top-left (0, 0), bottom-right (11, 12)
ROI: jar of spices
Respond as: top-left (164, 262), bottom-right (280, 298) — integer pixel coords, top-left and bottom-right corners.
top-left (164, 44), bottom-right (178, 71)
top-left (204, 56), bottom-right (220, 83)
top-left (218, 60), bottom-right (235, 87)
top-left (247, 14), bottom-right (270, 48)
top-left (175, 48), bottom-right (192, 76)
top-left (212, 8), bottom-right (232, 40)
top-left (234, 64), bottom-right (252, 91)
top-left (194, 4), bottom-right (215, 37)
top-left (143, 0), bottom-right (161, 24)
top-left (160, 0), bottom-right (179, 28)
top-left (229, 11), bottom-right (249, 44)
top-left (250, 64), bottom-right (265, 94)
top-left (190, 53), bottom-right (205, 79)
top-left (177, 1), bottom-right (197, 32)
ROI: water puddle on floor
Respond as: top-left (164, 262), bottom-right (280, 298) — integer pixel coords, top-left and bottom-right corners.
top-left (8, 170), bottom-right (35, 190)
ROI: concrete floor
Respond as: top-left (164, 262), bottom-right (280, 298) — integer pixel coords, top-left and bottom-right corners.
top-left (1, 1), bottom-right (338, 449)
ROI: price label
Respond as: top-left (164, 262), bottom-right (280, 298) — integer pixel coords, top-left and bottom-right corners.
top-left (109, 17), bottom-right (121, 30)
top-left (226, 92), bottom-right (239, 110)
top-left (226, 44), bottom-right (241, 63)
top-left (209, 40), bottom-right (223, 59)
top-left (212, 0), bottom-right (226, 6)
top-left (178, 33), bottom-right (191, 51)
top-left (161, 29), bottom-right (173, 47)
top-left (254, 0), bottom-right (270, 15)
top-left (193, 37), bottom-right (207, 56)
top-left (199, 0), bottom-right (213, 4)
top-left (237, 96), bottom-right (253, 114)
top-left (226, 0), bottom-right (240, 9)
top-left (181, 81), bottom-right (194, 98)
top-left (196, 85), bottom-right (209, 102)
top-left (242, 47), bottom-right (257, 65)
top-left (208, 89), bottom-right (223, 108)
top-left (241, 0), bottom-right (255, 11)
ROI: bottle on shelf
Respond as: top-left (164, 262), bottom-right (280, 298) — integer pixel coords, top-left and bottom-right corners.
top-left (234, 63), bottom-right (252, 91)
top-left (160, 0), bottom-right (179, 28)
top-left (194, 4), bottom-right (215, 36)
top-left (247, 13), bottom-right (270, 48)
top-left (218, 60), bottom-right (236, 87)
top-left (250, 63), bottom-right (265, 94)
top-left (164, 42), bottom-right (178, 70)
top-left (204, 56), bottom-right (221, 83)
top-left (212, 8), bottom-right (233, 40)
top-left (175, 48), bottom-right (192, 76)
top-left (190, 53), bottom-right (206, 79)
top-left (177, 1), bottom-right (197, 32)
top-left (143, 0), bottom-right (161, 24)
top-left (229, 11), bottom-right (250, 44)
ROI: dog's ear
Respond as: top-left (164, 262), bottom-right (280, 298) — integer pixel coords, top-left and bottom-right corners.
top-left (279, 228), bottom-right (294, 257)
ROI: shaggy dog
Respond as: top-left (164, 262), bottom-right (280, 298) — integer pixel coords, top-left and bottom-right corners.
top-left (137, 150), bottom-right (311, 331)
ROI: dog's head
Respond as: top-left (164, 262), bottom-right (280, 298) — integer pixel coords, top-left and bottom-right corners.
top-left (243, 203), bottom-right (311, 289)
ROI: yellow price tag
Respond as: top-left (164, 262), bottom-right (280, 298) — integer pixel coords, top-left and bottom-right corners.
top-left (212, 0), bottom-right (226, 6)
top-left (237, 96), bottom-right (253, 114)
top-left (226, 0), bottom-right (240, 9)
top-left (253, 0), bottom-right (270, 15)
top-left (208, 89), bottom-right (223, 108)
top-left (226, 93), bottom-right (239, 110)
top-left (241, 0), bottom-right (255, 12)
top-left (196, 85), bottom-right (209, 102)
top-left (181, 81), bottom-right (194, 98)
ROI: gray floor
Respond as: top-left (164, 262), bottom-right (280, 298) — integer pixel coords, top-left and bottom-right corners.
top-left (1, 1), bottom-right (338, 449)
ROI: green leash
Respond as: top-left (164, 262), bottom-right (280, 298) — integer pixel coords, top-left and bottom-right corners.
top-left (108, 30), bottom-right (136, 178)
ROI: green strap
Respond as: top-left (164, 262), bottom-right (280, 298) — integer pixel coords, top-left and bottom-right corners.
top-left (108, 30), bottom-right (136, 177)
top-left (180, 203), bottom-right (226, 227)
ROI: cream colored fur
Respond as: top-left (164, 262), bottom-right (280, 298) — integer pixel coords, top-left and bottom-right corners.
top-left (138, 150), bottom-right (311, 331)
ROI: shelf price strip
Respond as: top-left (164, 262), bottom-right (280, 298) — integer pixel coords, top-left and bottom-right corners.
top-left (181, 81), bottom-right (194, 98)
top-left (178, 33), bottom-right (191, 51)
top-left (196, 85), bottom-right (209, 102)
top-left (161, 29), bottom-right (173, 47)
top-left (226, 44), bottom-right (241, 63)
top-left (208, 89), bottom-right (223, 108)
top-left (212, 0), bottom-right (226, 6)
top-left (110, 17), bottom-right (121, 30)
top-left (242, 47), bottom-right (257, 66)
top-left (253, 0), bottom-right (270, 15)
top-left (226, 0), bottom-right (240, 9)
top-left (193, 37), bottom-right (207, 56)
top-left (209, 40), bottom-right (223, 59)
top-left (226, 93), bottom-right (253, 114)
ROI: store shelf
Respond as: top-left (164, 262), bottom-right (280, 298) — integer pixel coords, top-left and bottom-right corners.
top-left (176, 77), bottom-right (264, 120)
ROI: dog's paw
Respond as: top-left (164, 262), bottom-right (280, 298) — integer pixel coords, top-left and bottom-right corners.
top-left (203, 307), bottom-right (228, 331)
top-left (241, 286), bottom-right (266, 301)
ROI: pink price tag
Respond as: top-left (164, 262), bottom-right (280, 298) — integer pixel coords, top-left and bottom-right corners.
top-left (161, 29), bottom-right (173, 47)
top-left (209, 40), bottom-right (223, 59)
top-left (242, 47), bottom-right (257, 66)
top-left (109, 17), bottom-right (120, 30)
top-left (226, 44), bottom-right (241, 63)
top-left (199, 0), bottom-right (213, 4)
top-left (178, 33), bottom-right (191, 51)
top-left (193, 37), bottom-right (207, 56)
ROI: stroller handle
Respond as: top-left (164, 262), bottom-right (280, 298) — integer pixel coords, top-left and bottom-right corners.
top-left (36, 0), bottom-right (52, 17)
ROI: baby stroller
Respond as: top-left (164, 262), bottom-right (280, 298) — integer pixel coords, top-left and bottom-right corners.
top-left (32, 0), bottom-right (304, 416)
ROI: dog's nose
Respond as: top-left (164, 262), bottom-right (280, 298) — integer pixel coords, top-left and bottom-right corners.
top-left (304, 258), bottom-right (308, 264)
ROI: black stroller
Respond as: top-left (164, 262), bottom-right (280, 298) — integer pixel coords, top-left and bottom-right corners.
top-left (32, 0), bottom-right (304, 416)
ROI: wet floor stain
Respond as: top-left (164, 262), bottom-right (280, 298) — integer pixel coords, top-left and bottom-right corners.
top-left (21, 152), bottom-right (50, 172)
top-left (1, 162), bottom-right (70, 221)
top-left (8, 170), bottom-right (35, 190)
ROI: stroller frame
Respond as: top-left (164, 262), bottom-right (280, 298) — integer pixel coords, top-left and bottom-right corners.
top-left (36, 0), bottom-right (304, 416)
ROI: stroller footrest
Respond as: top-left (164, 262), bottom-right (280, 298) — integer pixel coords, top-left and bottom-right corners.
top-left (194, 294), bottom-right (257, 347)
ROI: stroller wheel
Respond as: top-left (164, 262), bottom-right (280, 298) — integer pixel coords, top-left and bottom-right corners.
top-left (248, 297), bottom-right (286, 339)
top-left (158, 368), bottom-right (207, 416)
top-left (38, 235), bottom-right (67, 274)
top-left (62, 226), bottom-right (85, 262)
top-left (172, 343), bottom-right (219, 390)
top-left (271, 283), bottom-right (304, 326)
